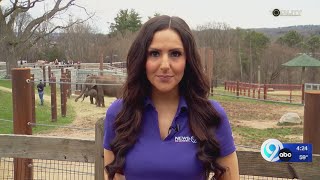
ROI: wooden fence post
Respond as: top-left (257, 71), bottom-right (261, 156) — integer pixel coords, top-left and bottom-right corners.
top-left (12, 68), bottom-right (33, 180)
top-left (263, 84), bottom-right (267, 100)
top-left (100, 53), bottom-right (104, 76)
top-left (236, 81), bottom-right (239, 98)
top-left (66, 69), bottom-right (71, 98)
top-left (60, 74), bottom-right (67, 117)
top-left (42, 65), bottom-right (46, 87)
top-left (95, 117), bottom-right (105, 180)
top-left (289, 88), bottom-right (292, 103)
top-left (304, 91), bottom-right (320, 154)
top-left (50, 76), bottom-right (57, 122)
top-left (301, 83), bottom-right (305, 104)
top-left (30, 74), bottom-right (35, 124)
top-left (48, 66), bottom-right (51, 86)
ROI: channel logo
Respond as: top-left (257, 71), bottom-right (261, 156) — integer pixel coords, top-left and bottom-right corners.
top-left (261, 139), bottom-right (312, 163)
top-left (261, 139), bottom-right (285, 162)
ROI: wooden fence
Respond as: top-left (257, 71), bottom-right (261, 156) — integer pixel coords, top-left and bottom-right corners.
top-left (1, 118), bottom-right (320, 179)
top-left (224, 81), bottom-right (304, 104)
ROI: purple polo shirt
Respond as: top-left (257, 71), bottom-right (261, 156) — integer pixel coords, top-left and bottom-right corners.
top-left (103, 96), bottom-right (236, 180)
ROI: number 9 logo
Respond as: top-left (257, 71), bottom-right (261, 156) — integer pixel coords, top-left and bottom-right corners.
top-left (261, 139), bottom-right (284, 162)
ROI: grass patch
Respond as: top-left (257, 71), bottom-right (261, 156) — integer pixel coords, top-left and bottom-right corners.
top-left (211, 86), bottom-right (303, 106)
top-left (211, 94), bottom-right (260, 104)
top-left (233, 126), bottom-right (303, 146)
top-left (277, 122), bottom-right (303, 126)
top-left (0, 79), bottom-right (56, 97)
top-left (0, 79), bottom-right (12, 89)
top-left (210, 93), bottom-right (302, 107)
top-left (0, 90), bottom-right (75, 134)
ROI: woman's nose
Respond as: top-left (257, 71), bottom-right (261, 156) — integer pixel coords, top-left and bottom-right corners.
top-left (160, 55), bottom-right (170, 70)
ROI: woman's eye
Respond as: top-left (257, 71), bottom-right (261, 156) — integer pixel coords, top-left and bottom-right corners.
top-left (171, 51), bottom-right (182, 57)
top-left (149, 51), bottom-right (160, 57)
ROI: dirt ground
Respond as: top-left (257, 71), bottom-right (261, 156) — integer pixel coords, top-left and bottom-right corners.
top-left (37, 94), bottom-right (117, 140)
top-left (0, 85), bottom-right (304, 145)
top-left (39, 92), bottom-right (304, 147)
top-left (218, 100), bottom-right (304, 150)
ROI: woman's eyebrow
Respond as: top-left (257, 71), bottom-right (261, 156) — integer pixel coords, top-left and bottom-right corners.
top-left (148, 48), bottom-right (184, 51)
top-left (169, 48), bottom-right (184, 51)
top-left (148, 48), bottom-right (161, 51)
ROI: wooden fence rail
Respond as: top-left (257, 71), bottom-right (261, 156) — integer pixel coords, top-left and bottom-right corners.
top-left (224, 81), bottom-right (304, 104)
top-left (1, 117), bottom-right (320, 179)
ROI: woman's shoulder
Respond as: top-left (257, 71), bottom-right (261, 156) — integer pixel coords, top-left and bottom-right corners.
top-left (208, 99), bottom-right (227, 118)
top-left (106, 98), bottom-right (124, 117)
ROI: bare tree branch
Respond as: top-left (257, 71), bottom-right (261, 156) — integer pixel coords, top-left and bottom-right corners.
top-left (1, 0), bottom-right (93, 75)
top-left (4, 0), bottom-right (43, 17)
top-left (5, 0), bottom-right (45, 29)
top-left (32, 12), bottom-right (93, 44)
top-left (21, 0), bottom-right (75, 40)
top-left (19, 14), bottom-right (93, 55)
top-left (4, 0), bottom-right (19, 18)
top-left (73, 4), bottom-right (91, 16)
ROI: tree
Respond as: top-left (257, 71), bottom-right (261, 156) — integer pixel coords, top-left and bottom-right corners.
top-left (194, 22), bottom-right (237, 82)
top-left (305, 35), bottom-right (320, 82)
top-left (0, 0), bottom-right (92, 77)
top-left (306, 35), bottom-right (320, 54)
top-left (60, 20), bottom-right (96, 62)
top-left (277, 30), bottom-right (304, 48)
top-left (148, 12), bottom-right (161, 20)
top-left (260, 44), bottom-right (299, 84)
top-left (241, 30), bottom-right (270, 83)
top-left (109, 9), bottom-right (142, 36)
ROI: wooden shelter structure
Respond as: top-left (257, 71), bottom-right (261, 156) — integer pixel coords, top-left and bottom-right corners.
top-left (282, 53), bottom-right (320, 84)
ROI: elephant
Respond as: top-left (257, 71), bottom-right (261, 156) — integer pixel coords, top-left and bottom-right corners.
top-left (81, 88), bottom-right (98, 105)
top-left (75, 74), bottom-right (123, 107)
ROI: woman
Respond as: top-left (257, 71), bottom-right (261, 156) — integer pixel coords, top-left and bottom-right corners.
top-left (104, 15), bottom-right (239, 180)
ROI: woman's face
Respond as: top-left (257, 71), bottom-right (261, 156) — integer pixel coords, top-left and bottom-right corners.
top-left (146, 29), bottom-right (186, 94)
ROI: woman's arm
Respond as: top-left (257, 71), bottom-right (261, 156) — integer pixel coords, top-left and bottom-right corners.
top-left (216, 151), bottom-right (239, 180)
top-left (104, 149), bottom-right (126, 180)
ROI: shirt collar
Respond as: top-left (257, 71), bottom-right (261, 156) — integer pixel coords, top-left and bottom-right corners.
top-left (144, 96), bottom-right (188, 113)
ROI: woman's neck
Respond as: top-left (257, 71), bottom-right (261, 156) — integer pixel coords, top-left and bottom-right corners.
top-left (151, 88), bottom-right (180, 108)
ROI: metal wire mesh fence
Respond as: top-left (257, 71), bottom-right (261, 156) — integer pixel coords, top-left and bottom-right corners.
top-left (0, 158), bottom-right (94, 180)
top-left (1, 157), bottom-right (300, 180)
top-left (239, 175), bottom-right (297, 180)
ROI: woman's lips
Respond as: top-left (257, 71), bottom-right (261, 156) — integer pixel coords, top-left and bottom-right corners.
top-left (157, 75), bottom-right (173, 82)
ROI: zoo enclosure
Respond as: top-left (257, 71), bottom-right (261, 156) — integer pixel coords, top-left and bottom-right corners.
top-left (17, 62), bottom-right (127, 94)
top-left (1, 69), bottom-right (320, 179)
top-left (224, 81), bottom-right (305, 104)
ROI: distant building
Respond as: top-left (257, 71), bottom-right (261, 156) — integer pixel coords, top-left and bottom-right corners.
top-left (17, 60), bottom-right (27, 65)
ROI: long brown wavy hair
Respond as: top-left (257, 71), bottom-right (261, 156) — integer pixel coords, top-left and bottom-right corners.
top-left (105, 15), bottom-right (226, 179)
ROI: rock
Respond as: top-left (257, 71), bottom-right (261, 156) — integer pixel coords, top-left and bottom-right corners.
top-left (279, 113), bottom-right (302, 125)
top-left (267, 88), bottom-right (274, 92)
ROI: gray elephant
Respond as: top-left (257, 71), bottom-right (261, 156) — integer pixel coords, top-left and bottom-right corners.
top-left (75, 74), bottom-right (123, 107)
top-left (82, 88), bottom-right (98, 105)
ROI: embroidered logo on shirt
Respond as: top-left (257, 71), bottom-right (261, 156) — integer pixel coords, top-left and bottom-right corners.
top-left (175, 136), bottom-right (197, 143)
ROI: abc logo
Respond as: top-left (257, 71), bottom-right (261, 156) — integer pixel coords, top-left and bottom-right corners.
top-left (261, 139), bottom-right (284, 162)
top-left (279, 148), bottom-right (292, 162)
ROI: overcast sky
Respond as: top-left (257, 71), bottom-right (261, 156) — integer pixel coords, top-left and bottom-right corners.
top-left (3, 0), bottom-right (320, 34)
